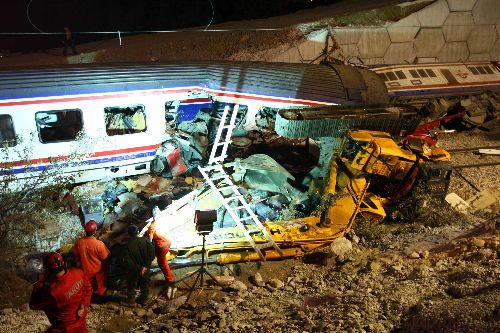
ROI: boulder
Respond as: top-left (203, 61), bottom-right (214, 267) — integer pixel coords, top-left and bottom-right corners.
top-left (329, 237), bottom-right (353, 258)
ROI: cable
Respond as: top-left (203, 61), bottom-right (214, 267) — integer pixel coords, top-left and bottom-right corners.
top-left (26, 0), bottom-right (45, 33)
top-left (0, 27), bottom-right (285, 35)
top-left (205, 0), bottom-right (215, 31)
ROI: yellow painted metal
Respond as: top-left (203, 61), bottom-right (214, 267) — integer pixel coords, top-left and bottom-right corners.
top-left (215, 247), bottom-right (304, 265)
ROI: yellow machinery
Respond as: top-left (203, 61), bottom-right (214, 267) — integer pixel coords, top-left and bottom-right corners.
top-left (169, 129), bottom-right (452, 267)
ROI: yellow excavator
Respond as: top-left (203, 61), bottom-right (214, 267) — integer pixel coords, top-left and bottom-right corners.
top-left (166, 126), bottom-right (452, 268)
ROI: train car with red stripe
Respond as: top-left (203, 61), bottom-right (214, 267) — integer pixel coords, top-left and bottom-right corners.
top-left (0, 61), bottom-right (387, 184)
top-left (372, 61), bottom-right (500, 100)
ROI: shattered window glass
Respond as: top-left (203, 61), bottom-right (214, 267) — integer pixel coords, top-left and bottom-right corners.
top-left (105, 105), bottom-right (146, 136)
top-left (35, 109), bottom-right (83, 143)
top-left (0, 114), bottom-right (16, 147)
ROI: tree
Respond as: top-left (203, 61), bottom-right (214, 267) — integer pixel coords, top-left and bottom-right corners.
top-left (0, 134), bottom-right (79, 256)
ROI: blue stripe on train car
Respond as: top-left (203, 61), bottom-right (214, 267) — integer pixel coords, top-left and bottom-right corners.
top-left (1, 151), bottom-right (156, 175)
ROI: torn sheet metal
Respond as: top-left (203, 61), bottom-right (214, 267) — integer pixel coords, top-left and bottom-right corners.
top-left (152, 142), bottom-right (188, 177)
top-left (228, 154), bottom-right (308, 203)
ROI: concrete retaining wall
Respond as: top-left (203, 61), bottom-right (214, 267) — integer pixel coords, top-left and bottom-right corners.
top-left (271, 0), bottom-right (500, 64)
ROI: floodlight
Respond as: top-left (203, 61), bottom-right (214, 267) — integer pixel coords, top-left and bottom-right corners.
top-left (195, 209), bottom-right (217, 234)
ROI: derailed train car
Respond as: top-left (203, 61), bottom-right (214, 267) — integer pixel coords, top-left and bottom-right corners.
top-left (0, 61), bottom-right (388, 184)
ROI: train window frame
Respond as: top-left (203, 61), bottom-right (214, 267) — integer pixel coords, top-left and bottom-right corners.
top-left (468, 66), bottom-right (479, 75)
top-left (35, 109), bottom-right (83, 144)
top-left (477, 66), bottom-right (487, 74)
top-left (0, 114), bottom-right (17, 147)
top-left (425, 69), bottom-right (436, 77)
top-left (386, 72), bottom-right (398, 81)
top-left (378, 73), bottom-right (389, 81)
top-left (409, 70), bottom-right (419, 78)
top-left (484, 66), bottom-right (494, 74)
top-left (104, 104), bottom-right (147, 136)
top-left (395, 70), bottom-right (406, 79)
top-left (417, 69), bottom-right (428, 78)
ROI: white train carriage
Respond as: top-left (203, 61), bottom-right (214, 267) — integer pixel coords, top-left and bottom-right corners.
top-left (0, 61), bottom-right (387, 185)
top-left (372, 62), bottom-right (500, 99)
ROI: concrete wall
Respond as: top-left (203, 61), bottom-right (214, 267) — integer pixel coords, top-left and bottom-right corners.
top-left (271, 0), bottom-right (500, 64)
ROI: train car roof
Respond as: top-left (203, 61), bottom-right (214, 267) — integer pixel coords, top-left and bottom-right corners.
top-left (0, 61), bottom-right (350, 104)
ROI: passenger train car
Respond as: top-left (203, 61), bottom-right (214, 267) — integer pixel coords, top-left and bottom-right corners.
top-left (372, 61), bottom-right (500, 99)
top-left (0, 61), bottom-right (386, 184)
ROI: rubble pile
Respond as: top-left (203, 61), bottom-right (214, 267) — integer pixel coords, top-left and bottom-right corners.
top-left (419, 92), bottom-right (499, 132)
top-left (0, 207), bottom-right (498, 333)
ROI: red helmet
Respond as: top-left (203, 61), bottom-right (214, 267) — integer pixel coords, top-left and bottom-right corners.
top-left (84, 220), bottom-right (97, 233)
top-left (43, 252), bottom-right (65, 270)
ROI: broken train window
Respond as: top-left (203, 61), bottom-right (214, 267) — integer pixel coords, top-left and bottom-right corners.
top-left (105, 105), bottom-right (146, 136)
top-left (0, 114), bottom-right (17, 147)
top-left (35, 109), bottom-right (83, 143)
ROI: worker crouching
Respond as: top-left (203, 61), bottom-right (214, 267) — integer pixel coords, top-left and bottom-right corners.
top-left (30, 252), bottom-right (92, 333)
top-left (147, 206), bottom-right (175, 285)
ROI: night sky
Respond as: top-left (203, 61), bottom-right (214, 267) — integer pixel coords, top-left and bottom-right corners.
top-left (0, 0), bottom-right (334, 52)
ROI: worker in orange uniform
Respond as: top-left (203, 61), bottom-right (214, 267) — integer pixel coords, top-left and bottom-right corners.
top-left (73, 220), bottom-right (110, 299)
top-left (147, 207), bottom-right (175, 284)
top-left (30, 252), bottom-right (92, 333)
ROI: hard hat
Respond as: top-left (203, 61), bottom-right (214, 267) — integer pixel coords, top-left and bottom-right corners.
top-left (43, 252), bottom-right (65, 270)
top-left (128, 225), bottom-right (139, 236)
top-left (84, 220), bottom-right (97, 233)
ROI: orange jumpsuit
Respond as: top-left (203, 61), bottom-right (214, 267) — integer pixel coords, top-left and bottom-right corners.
top-left (147, 222), bottom-right (174, 283)
top-left (30, 267), bottom-right (92, 333)
top-left (73, 236), bottom-right (110, 296)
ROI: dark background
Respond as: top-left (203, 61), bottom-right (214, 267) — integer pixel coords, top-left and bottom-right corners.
top-left (0, 0), bottom-right (336, 52)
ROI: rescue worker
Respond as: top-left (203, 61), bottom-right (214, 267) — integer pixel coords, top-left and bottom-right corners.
top-left (123, 225), bottom-right (155, 305)
top-left (73, 220), bottom-right (110, 299)
top-left (147, 206), bottom-right (175, 284)
top-left (63, 27), bottom-right (77, 56)
top-left (30, 252), bottom-right (92, 333)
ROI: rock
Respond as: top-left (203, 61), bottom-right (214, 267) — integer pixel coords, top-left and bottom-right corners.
top-left (351, 234), bottom-right (360, 244)
top-left (196, 311), bottom-right (212, 322)
top-left (388, 264), bottom-right (404, 276)
top-left (465, 248), bottom-right (494, 261)
top-left (407, 266), bottom-right (431, 280)
top-left (471, 238), bottom-right (485, 248)
top-left (216, 275), bottom-right (235, 286)
top-left (329, 237), bottom-right (353, 258)
top-left (460, 98), bottom-right (472, 108)
top-left (228, 281), bottom-right (247, 292)
top-left (268, 278), bottom-right (284, 289)
top-left (420, 250), bottom-right (430, 259)
top-left (369, 260), bottom-right (382, 272)
top-left (249, 272), bottom-right (264, 287)
top-left (1, 308), bottom-right (14, 315)
top-left (408, 252), bottom-right (420, 259)
top-left (134, 308), bottom-right (147, 317)
top-left (168, 295), bottom-right (187, 310)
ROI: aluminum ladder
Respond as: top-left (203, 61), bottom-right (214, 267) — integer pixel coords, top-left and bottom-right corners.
top-left (199, 104), bottom-right (283, 260)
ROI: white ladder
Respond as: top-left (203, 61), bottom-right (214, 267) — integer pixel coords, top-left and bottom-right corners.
top-left (198, 163), bottom-right (283, 260)
top-left (199, 104), bottom-right (282, 260)
top-left (208, 104), bottom-right (239, 165)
